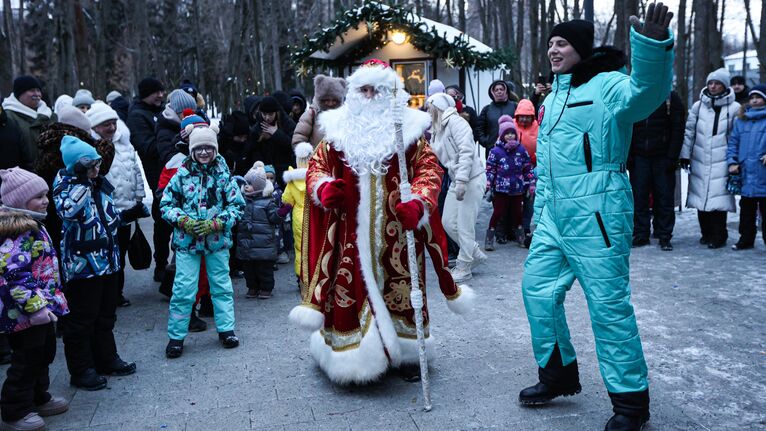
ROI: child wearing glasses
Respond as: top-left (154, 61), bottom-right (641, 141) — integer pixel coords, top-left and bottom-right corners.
top-left (160, 124), bottom-right (244, 358)
top-left (53, 136), bottom-right (136, 391)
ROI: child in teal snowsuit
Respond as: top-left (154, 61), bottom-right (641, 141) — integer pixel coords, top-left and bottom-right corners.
top-left (519, 8), bottom-right (674, 431)
top-left (160, 124), bottom-right (244, 358)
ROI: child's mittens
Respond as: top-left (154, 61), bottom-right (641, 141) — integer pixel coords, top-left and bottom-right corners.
top-left (29, 309), bottom-right (57, 326)
top-left (277, 203), bottom-right (293, 218)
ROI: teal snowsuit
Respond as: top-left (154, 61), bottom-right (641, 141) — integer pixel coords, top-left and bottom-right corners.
top-left (522, 28), bottom-right (674, 394)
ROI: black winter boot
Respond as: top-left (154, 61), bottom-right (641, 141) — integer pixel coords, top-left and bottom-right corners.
top-left (188, 310), bottom-right (207, 332)
top-left (519, 344), bottom-right (581, 405)
top-left (165, 339), bottom-right (184, 359)
top-left (605, 390), bottom-right (650, 431)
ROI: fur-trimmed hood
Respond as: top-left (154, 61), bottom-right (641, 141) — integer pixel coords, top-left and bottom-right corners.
top-left (570, 46), bottom-right (627, 87)
top-left (282, 167), bottom-right (307, 184)
top-left (0, 208), bottom-right (41, 238)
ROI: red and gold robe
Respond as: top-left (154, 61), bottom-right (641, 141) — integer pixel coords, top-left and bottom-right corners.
top-left (289, 109), bottom-right (474, 384)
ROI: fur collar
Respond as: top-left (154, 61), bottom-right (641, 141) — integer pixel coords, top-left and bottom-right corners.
top-left (0, 208), bottom-right (41, 238)
top-left (2, 93), bottom-right (52, 119)
top-left (318, 106), bottom-right (430, 150)
top-left (570, 46), bottom-right (627, 87)
top-left (282, 167), bottom-right (306, 183)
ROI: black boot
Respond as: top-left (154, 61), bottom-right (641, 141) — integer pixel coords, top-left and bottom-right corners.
top-left (218, 331), bottom-right (239, 349)
top-left (198, 294), bottom-right (214, 317)
top-left (97, 357), bottom-right (137, 376)
top-left (70, 369), bottom-right (107, 391)
top-left (188, 310), bottom-right (207, 332)
top-left (519, 344), bottom-right (581, 405)
top-left (397, 363), bottom-right (421, 382)
top-left (605, 390), bottom-right (650, 431)
top-left (165, 339), bottom-right (184, 359)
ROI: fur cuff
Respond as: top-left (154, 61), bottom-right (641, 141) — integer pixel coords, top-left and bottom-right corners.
top-left (311, 176), bottom-right (335, 207)
top-left (413, 195), bottom-right (430, 229)
top-left (446, 285), bottom-right (475, 315)
top-left (289, 305), bottom-right (324, 331)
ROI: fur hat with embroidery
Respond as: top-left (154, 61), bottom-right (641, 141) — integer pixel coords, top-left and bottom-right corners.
top-left (313, 75), bottom-right (347, 110)
top-left (294, 142), bottom-right (313, 169)
top-left (243, 161), bottom-right (274, 198)
top-left (346, 59), bottom-right (402, 92)
top-left (186, 123), bottom-right (219, 158)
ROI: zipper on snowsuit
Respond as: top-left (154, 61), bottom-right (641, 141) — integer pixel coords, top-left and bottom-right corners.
top-left (594, 212), bottom-right (611, 248)
top-left (93, 183), bottom-right (117, 271)
top-left (583, 133), bottom-right (593, 173)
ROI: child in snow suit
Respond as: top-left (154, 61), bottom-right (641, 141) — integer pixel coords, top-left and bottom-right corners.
top-left (0, 168), bottom-right (70, 430)
top-left (264, 164), bottom-right (291, 265)
top-left (485, 121), bottom-right (534, 250)
top-left (160, 124), bottom-right (244, 359)
top-left (157, 113), bottom-right (211, 333)
top-left (53, 136), bottom-right (137, 391)
top-left (280, 143), bottom-right (312, 296)
top-left (727, 84), bottom-right (766, 250)
top-left (237, 162), bottom-right (281, 299)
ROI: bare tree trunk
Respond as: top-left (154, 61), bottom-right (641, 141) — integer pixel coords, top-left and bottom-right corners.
top-left (530, 0), bottom-right (541, 83)
top-left (458, 0), bottom-right (466, 31)
top-left (2, 0), bottom-right (19, 77)
top-left (584, 0), bottom-right (594, 21)
top-left (614, 0), bottom-right (638, 59)
top-left (692, 0), bottom-right (721, 100)
top-left (573, 0), bottom-right (581, 19)
top-left (675, 0), bottom-right (689, 106)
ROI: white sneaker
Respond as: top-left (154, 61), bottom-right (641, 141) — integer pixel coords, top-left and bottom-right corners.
top-left (276, 252), bottom-right (290, 264)
top-left (36, 395), bottom-right (69, 417)
top-left (471, 247), bottom-right (487, 270)
top-left (451, 260), bottom-right (473, 283)
top-left (0, 412), bottom-right (45, 431)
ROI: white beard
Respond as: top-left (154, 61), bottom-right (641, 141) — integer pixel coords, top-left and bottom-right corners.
top-left (318, 89), bottom-right (432, 177)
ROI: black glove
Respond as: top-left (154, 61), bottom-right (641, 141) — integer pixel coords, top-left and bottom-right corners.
top-left (678, 158), bottom-right (690, 170)
top-left (120, 203), bottom-right (150, 224)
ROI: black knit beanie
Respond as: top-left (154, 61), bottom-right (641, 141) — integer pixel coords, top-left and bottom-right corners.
top-left (548, 19), bottom-right (595, 60)
top-left (259, 96), bottom-right (280, 113)
top-left (13, 75), bottom-right (42, 98)
top-left (730, 76), bottom-right (746, 86)
top-left (138, 77), bottom-right (165, 99)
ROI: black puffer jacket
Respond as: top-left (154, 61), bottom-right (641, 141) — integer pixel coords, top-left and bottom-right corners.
top-left (236, 195), bottom-right (280, 261)
top-left (477, 80), bottom-right (518, 150)
top-left (155, 115), bottom-right (182, 168)
top-left (127, 99), bottom-right (163, 191)
top-left (0, 108), bottom-right (33, 171)
top-left (241, 112), bottom-right (296, 186)
top-left (630, 90), bottom-right (685, 159)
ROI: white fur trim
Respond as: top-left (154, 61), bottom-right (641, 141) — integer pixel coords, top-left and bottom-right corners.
top-left (413, 195), bottom-right (430, 229)
top-left (294, 142), bottom-right (314, 159)
top-left (2, 94), bottom-right (52, 119)
top-left (318, 107), bottom-right (431, 155)
top-left (311, 176), bottom-right (335, 207)
top-left (346, 64), bottom-right (400, 90)
top-left (261, 180), bottom-right (274, 197)
top-left (446, 285), bottom-right (475, 315)
top-left (282, 168), bottom-right (307, 184)
top-left (354, 173), bottom-right (402, 365)
top-left (309, 322), bottom-right (389, 385)
top-left (289, 305), bottom-right (324, 332)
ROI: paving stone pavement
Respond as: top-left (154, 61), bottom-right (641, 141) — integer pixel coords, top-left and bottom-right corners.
top-left (19, 204), bottom-right (765, 430)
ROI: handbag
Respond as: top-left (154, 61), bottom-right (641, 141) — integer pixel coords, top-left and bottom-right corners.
top-left (127, 222), bottom-right (152, 270)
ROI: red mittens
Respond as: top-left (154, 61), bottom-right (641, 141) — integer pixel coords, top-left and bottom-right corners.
top-left (317, 179), bottom-right (346, 209)
top-left (395, 199), bottom-right (425, 230)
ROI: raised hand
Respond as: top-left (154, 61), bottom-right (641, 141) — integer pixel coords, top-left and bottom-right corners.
top-left (629, 2), bottom-right (673, 41)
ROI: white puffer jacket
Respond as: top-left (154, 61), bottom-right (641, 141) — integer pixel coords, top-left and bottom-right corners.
top-left (431, 108), bottom-right (484, 184)
top-left (680, 89), bottom-right (739, 212)
top-left (100, 122), bottom-right (146, 211)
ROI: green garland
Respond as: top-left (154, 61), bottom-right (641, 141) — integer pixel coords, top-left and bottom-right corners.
top-left (290, 1), bottom-right (514, 73)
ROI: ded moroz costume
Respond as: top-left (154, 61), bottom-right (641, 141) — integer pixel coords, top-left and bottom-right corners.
top-left (289, 60), bottom-right (475, 385)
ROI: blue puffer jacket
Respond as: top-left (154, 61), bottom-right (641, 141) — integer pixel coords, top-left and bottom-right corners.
top-left (53, 171), bottom-right (121, 283)
top-left (160, 155), bottom-right (244, 255)
top-left (486, 140), bottom-right (534, 195)
top-left (727, 106), bottom-right (766, 197)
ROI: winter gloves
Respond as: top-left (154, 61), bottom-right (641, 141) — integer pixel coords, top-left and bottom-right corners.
top-left (120, 202), bottom-right (150, 225)
top-left (277, 203), bottom-right (293, 218)
top-left (178, 216), bottom-right (224, 236)
top-left (317, 179), bottom-right (346, 209)
top-left (454, 182), bottom-right (466, 201)
top-left (395, 199), bottom-right (425, 230)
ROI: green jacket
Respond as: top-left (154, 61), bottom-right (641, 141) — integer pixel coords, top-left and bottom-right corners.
top-left (4, 108), bottom-right (55, 163)
top-left (534, 28), bottom-right (674, 249)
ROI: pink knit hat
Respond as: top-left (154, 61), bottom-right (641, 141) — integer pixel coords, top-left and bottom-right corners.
top-left (0, 167), bottom-right (49, 210)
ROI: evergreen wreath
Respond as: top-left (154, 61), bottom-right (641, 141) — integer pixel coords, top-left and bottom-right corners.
top-left (289, 1), bottom-right (514, 73)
